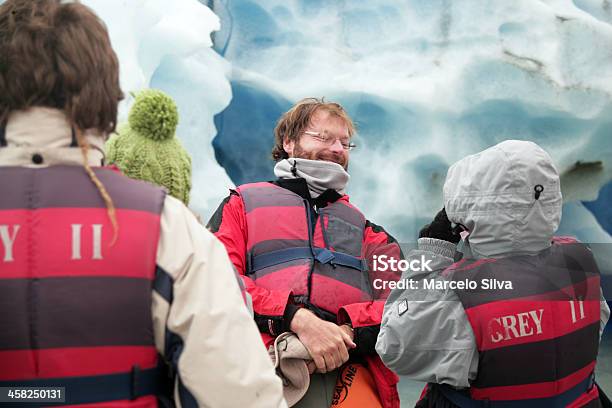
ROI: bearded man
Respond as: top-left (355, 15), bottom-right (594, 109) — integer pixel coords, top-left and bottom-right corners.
top-left (208, 98), bottom-right (402, 408)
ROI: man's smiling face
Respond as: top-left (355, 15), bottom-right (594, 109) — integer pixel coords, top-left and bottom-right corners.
top-left (283, 108), bottom-right (350, 170)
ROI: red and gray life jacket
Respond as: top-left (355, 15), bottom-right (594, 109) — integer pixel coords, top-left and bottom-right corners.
top-left (237, 182), bottom-right (373, 318)
top-left (0, 165), bottom-right (166, 407)
top-left (437, 241), bottom-right (602, 408)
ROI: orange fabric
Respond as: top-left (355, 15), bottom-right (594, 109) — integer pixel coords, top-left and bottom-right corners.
top-left (331, 364), bottom-right (383, 408)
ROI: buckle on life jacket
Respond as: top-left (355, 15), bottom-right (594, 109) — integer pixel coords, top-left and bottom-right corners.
top-left (248, 247), bottom-right (365, 274)
top-left (315, 248), bottom-right (336, 265)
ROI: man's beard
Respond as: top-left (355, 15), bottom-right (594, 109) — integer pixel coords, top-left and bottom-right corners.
top-left (292, 143), bottom-right (349, 170)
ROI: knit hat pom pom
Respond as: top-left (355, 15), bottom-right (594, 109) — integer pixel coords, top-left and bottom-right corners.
top-left (128, 89), bottom-right (179, 141)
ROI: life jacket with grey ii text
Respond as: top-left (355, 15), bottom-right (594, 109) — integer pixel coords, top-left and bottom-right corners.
top-left (0, 165), bottom-right (170, 407)
top-left (433, 241), bottom-right (602, 408)
top-left (238, 182), bottom-right (373, 319)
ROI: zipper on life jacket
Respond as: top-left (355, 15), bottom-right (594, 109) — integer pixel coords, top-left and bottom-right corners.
top-left (304, 199), bottom-right (317, 304)
top-left (302, 199), bottom-right (336, 322)
top-left (318, 210), bottom-right (331, 250)
top-left (311, 203), bottom-right (319, 230)
top-left (311, 203), bottom-right (331, 250)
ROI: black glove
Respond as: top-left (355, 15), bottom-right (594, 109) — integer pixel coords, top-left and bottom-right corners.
top-left (419, 208), bottom-right (461, 244)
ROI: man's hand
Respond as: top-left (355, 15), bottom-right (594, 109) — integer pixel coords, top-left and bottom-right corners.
top-left (290, 309), bottom-right (356, 373)
top-left (339, 324), bottom-right (354, 343)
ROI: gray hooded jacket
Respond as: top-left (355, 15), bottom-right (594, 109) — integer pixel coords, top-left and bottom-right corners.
top-left (375, 140), bottom-right (610, 387)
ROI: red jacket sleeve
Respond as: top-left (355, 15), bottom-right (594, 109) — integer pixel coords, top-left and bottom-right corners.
top-left (337, 221), bottom-right (403, 328)
top-left (208, 192), bottom-right (293, 322)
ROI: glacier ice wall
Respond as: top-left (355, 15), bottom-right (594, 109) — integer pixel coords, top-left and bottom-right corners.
top-left (82, 0), bottom-right (235, 214)
top-left (209, 0), bottom-right (612, 244)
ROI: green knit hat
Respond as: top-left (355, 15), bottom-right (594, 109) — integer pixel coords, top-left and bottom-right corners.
top-left (106, 89), bottom-right (192, 205)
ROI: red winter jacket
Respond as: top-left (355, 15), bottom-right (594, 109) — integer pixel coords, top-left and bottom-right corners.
top-left (208, 178), bottom-right (402, 408)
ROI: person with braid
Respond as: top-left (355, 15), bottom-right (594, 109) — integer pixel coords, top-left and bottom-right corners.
top-left (0, 1), bottom-right (286, 407)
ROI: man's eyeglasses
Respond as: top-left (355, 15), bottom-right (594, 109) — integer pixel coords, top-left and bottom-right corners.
top-left (303, 131), bottom-right (356, 151)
